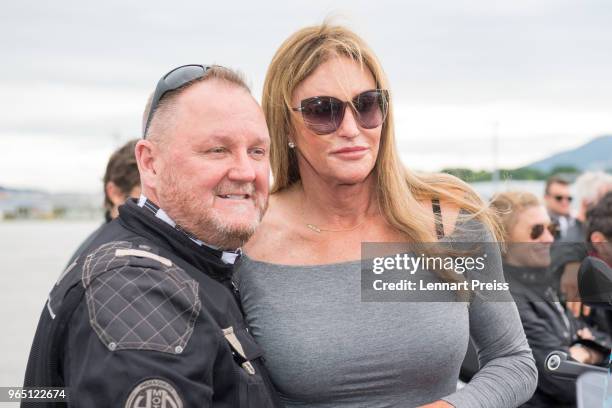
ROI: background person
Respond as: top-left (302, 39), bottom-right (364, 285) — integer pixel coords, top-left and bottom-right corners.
top-left (102, 139), bottom-right (141, 221)
top-left (490, 191), bottom-right (608, 408)
top-left (566, 171), bottom-right (612, 241)
top-left (66, 139), bottom-right (141, 265)
top-left (579, 191), bottom-right (612, 335)
top-left (586, 191), bottom-right (612, 267)
top-left (550, 171), bottom-right (612, 317)
top-left (543, 175), bottom-right (574, 240)
top-left (236, 23), bottom-right (537, 408)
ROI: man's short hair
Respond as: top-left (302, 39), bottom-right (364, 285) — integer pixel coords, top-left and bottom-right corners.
top-left (586, 191), bottom-right (612, 241)
top-left (103, 139), bottom-right (140, 217)
top-left (142, 66), bottom-right (251, 142)
top-left (545, 175), bottom-right (570, 195)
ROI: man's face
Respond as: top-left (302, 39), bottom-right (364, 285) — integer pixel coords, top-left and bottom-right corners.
top-left (591, 232), bottom-right (612, 266)
top-left (108, 184), bottom-right (142, 220)
top-left (545, 182), bottom-right (572, 216)
top-left (155, 80), bottom-right (270, 249)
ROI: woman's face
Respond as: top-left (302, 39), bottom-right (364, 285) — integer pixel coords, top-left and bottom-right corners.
top-left (506, 205), bottom-right (555, 268)
top-left (290, 56), bottom-right (382, 185)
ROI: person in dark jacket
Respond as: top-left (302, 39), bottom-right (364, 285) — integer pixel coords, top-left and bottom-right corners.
top-left (22, 64), bottom-right (280, 407)
top-left (66, 138), bottom-right (141, 266)
top-left (585, 191), bottom-right (612, 268)
top-left (580, 191), bottom-right (612, 334)
top-left (491, 191), bottom-right (609, 408)
top-left (550, 171), bottom-right (612, 318)
top-left (543, 175), bottom-right (574, 240)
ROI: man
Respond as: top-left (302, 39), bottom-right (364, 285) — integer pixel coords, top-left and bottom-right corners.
top-left (23, 65), bottom-right (279, 407)
top-left (579, 192), bottom-right (612, 335)
top-left (543, 175), bottom-right (574, 240)
top-left (66, 139), bottom-right (141, 266)
top-left (572, 172), bottom-right (612, 240)
top-left (587, 191), bottom-right (612, 266)
top-left (550, 172), bottom-right (612, 315)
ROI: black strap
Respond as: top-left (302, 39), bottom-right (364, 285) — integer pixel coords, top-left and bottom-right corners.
top-left (432, 198), bottom-right (444, 239)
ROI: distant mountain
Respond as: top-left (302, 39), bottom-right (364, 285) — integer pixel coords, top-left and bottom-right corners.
top-left (526, 135), bottom-right (612, 172)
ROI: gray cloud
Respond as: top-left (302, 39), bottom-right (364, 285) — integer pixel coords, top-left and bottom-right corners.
top-left (2, 0), bottom-right (611, 191)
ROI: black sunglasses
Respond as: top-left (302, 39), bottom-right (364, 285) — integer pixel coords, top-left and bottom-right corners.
top-left (554, 195), bottom-right (573, 203)
top-left (291, 89), bottom-right (389, 135)
top-left (142, 64), bottom-right (214, 138)
top-left (530, 223), bottom-right (558, 240)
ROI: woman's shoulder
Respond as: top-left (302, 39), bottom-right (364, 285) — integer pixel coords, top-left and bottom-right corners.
top-left (414, 170), bottom-right (497, 241)
top-left (418, 196), bottom-right (461, 239)
top-left (418, 196), bottom-right (496, 244)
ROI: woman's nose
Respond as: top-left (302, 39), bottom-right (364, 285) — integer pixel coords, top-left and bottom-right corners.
top-left (336, 105), bottom-right (361, 138)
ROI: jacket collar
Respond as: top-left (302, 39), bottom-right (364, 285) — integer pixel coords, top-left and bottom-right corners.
top-left (118, 198), bottom-right (235, 281)
top-left (503, 263), bottom-right (551, 286)
top-left (136, 195), bottom-right (240, 264)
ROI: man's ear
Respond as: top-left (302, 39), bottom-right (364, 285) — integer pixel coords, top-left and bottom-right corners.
top-left (134, 139), bottom-right (160, 194)
top-left (591, 231), bottom-right (607, 244)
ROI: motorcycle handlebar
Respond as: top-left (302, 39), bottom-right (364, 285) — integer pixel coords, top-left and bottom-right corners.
top-left (544, 351), bottom-right (607, 380)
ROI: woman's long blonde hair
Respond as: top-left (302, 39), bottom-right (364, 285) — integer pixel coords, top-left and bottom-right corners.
top-left (262, 23), bottom-right (502, 245)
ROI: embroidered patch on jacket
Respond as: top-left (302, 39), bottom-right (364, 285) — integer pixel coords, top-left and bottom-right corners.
top-left (83, 241), bottom-right (201, 354)
top-left (125, 378), bottom-right (183, 408)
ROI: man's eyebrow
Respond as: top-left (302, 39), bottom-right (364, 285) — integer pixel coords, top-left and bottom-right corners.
top-left (197, 133), bottom-right (269, 146)
top-left (251, 135), bottom-right (270, 146)
top-left (206, 132), bottom-right (233, 141)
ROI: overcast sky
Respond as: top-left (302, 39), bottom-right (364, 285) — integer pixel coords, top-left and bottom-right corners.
top-left (1, 0), bottom-right (611, 193)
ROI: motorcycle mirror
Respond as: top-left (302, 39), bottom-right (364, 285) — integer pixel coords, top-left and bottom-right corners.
top-left (578, 256), bottom-right (612, 309)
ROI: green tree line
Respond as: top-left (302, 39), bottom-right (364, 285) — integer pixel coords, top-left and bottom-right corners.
top-left (440, 166), bottom-right (586, 182)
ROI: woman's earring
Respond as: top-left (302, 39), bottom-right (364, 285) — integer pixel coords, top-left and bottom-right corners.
top-left (288, 141), bottom-right (296, 149)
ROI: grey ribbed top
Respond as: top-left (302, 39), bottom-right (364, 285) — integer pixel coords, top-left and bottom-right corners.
top-left (235, 228), bottom-right (537, 407)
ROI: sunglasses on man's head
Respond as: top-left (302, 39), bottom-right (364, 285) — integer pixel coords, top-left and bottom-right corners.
top-left (530, 223), bottom-right (558, 240)
top-left (291, 89), bottom-right (388, 135)
top-left (143, 64), bottom-right (214, 138)
top-left (553, 195), bottom-right (573, 203)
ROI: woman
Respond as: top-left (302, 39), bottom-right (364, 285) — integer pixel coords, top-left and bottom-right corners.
top-left (490, 191), bottom-right (608, 408)
top-left (236, 24), bottom-right (537, 407)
